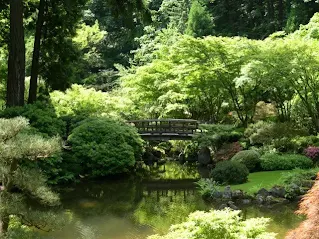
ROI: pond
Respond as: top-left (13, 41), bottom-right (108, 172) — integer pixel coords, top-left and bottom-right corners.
top-left (43, 173), bottom-right (304, 239)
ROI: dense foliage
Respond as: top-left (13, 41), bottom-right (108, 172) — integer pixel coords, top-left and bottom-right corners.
top-left (260, 153), bottom-right (313, 171)
top-left (0, 101), bottom-right (65, 137)
top-left (231, 150), bottom-right (261, 172)
top-left (0, 117), bottom-right (62, 234)
top-left (280, 168), bottom-right (318, 199)
top-left (211, 161), bottom-right (249, 184)
top-left (68, 117), bottom-right (143, 178)
top-left (2, 1), bottom-right (319, 237)
top-left (148, 209), bottom-right (276, 239)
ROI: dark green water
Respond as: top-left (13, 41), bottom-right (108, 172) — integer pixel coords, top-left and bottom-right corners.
top-left (44, 177), bottom-right (304, 239)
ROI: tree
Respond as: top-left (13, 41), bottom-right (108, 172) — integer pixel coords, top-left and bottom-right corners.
top-left (159, 0), bottom-right (191, 33)
top-left (28, 0), bottom-right (46, 104)
top-left (185, 0), bottom-right (214, 37)
top-left (6, 0), bottom-right (25, 107)
top-left (0, 117), bottom-right (61, 235)
top-left (122, 36), bottom-right (261, 125)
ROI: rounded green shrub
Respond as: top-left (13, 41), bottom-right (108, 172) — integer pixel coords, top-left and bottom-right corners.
top-left (260, 153), bottom-right (313, 171)
top-left (211, 161), bottom-right (249, 184)
top-left (231, 150), bottom-right (261, 172)
top-left (68, 117), bottom-right (144, 177)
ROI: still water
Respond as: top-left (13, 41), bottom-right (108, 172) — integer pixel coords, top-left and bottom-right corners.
top-left (44, 176), bottom-right (304, 239)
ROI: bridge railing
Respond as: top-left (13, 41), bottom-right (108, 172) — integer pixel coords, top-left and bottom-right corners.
top-left (128, 119), bottom-right (198, 135)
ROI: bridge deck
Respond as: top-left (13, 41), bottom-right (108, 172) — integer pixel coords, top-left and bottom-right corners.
top-left (128, 119), bottom-right (199, 140)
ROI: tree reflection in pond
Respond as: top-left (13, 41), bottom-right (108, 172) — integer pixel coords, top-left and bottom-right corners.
top-left (133, 188), bottom-right (208, 233)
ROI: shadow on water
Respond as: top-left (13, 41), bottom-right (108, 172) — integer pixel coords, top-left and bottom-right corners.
top-left (44, 163), bottom-right (304, 239)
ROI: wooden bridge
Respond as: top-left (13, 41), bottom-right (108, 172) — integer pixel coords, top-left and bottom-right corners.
top-left (128, 119), bottom-right (199, 140)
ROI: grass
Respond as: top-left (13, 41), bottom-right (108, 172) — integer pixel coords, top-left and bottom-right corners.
top-left (218, 170), bottom-right (290, 195)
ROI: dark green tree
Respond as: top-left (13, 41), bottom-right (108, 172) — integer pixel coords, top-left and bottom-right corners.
top-left (185, 0), bottom-right (214, 37)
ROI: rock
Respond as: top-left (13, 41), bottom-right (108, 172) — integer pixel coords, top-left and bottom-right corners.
top-left (295, 195), bottom-right (304, 201)
top-left (223, 186), bottom-right (232, 199)
top-left (290, 183), bottom-right (301, 195)
top-left (301, 180), bottom-right (315, 189)
top-left (242, 199), bottom-right (251, 204)
top-left (257, 188), bottom-right (269, 197)
top-left (232, 190), bottom-right (244, 199)
top-left (265, 195), bottom-right (276, 205)
top-left (198, 147), bottom-right (212, 165)
top-left (269, 186), bottom-right (286, 198)
top-left (197, 165), bottom-right (211, 178)
top-left (178, 153), bottom-right (186, 164)
top-left (218, 204), bottom-right (227, 210)
top-left (187, 152), bottom-right (198, 163)
top-left (212, 191), bottom-right (223, 198)
top-left (266, 195), bottom-right (289, 205)
top-left (227, 201), bottom-right (239, 210)
top-left (256, 195), bottom-right (264, 204)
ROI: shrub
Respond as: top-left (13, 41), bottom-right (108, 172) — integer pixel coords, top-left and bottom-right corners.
top-left (245, 121), bottom-right (308, 146)
top-left (272, 135), bottom-right (319, 153)
top-left (214, 142), bottom-right (243, 162)
top-left (211, 161), bottom-right (249, 184)
top-left (148, 209), bottom-right (276, 239)
top-left (285, 173), bottom-right (319, 239)
top-left (231, 150), bottom-right (261, 172)
top-left (194, 124), bottom-right (243, 150)
top-left (280, 168), bottom-right (318, 199)
top-left (304, 146), bottom-right (319, 163)
top-left (260, 153), bottom-right (313, 171)
top-left (195, 178), bottom-right (220, 197)
top-left (0, 101), bottom-right (65, 137)
top-left (68, 117), bottom-right (144, 177)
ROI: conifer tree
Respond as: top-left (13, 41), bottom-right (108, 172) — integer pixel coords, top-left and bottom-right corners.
top-left (0, 117), bottom-right (61, 235)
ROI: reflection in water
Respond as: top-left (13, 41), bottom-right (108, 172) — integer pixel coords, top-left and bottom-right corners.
top-left (44, 164), bottom-right (304, 239)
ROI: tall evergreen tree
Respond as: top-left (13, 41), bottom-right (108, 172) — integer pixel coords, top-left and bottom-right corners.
top-left (185, 0), bottom-right (214, 37)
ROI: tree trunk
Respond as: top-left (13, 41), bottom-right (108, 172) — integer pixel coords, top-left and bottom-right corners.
top-left (278, 0), bottom-right (284, 27)
top-left (28, 0), bottom-right (46, 104)
top-left (6, 0), bottom-right (25, 107)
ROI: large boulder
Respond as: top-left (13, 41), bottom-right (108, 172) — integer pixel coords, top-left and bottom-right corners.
top-left (269, 186), bottom-right (286, 198)
top-left (257, 188), bottom-right (269, 197)
top-left (198, 147), bottom-right (212, 165)
top-left (232, 190), bottom-right (244, 199)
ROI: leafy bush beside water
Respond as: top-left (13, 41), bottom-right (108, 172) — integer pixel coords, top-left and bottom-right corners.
top-left (195, 178), bottom-right (220, 197)
top-left (68, 117), bottom-right (144, 177)
top-left (261, 153), bottom-right (313, 171)
top-left (211, 161), bottom-right (249, 184)
top-left (148, 209), bottom-right (276, 239)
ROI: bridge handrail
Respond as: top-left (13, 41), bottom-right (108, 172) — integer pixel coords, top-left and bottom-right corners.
top-left (128, 119), bottom-right (198, 123)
